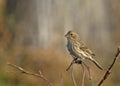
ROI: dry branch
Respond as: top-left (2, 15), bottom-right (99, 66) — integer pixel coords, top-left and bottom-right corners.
top-left (71, 66), bottom-right (77, 86)
top-left (98, 46), bottom-right (120, 86)
top-left (81, 64), bottom-right (85, 86)
top-left (66, 59), bottom-right (94, 86)
top-left (82, 61), bottom-right (94, 86)
top-left (7, 62), bottom-right (53, 86)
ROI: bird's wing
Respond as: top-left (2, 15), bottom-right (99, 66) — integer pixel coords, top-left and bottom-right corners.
top-left (78, 40), bottom-right (95, 56)
top-left (80, 46), bottom-right (95, 56)
top-left (72, 42), bottom-right (89, 58)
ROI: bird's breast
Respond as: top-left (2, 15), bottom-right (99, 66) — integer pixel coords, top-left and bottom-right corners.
top-left (67, 40), bottom-right (73, 52)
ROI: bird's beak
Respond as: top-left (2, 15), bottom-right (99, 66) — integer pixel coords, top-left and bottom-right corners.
top-left (64, 34), bottom-right (67, 37)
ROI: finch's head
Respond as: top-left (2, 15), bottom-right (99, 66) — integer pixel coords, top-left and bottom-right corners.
top-left (65, 31), bottom-right (79, 40)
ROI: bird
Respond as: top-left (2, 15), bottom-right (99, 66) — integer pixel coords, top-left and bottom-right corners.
top-left (65, 30), bottom-right (103, 70)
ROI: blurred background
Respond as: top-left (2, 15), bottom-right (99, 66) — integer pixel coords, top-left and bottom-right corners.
top-left (0, 0), bottom-right (120, 86)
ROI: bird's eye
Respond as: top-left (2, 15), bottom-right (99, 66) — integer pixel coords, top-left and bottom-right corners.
top-left (70, 33), bottom-right (73, 36)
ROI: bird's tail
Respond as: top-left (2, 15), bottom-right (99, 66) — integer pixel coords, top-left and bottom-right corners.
top-left (90, 58), bottom-right (103, 70)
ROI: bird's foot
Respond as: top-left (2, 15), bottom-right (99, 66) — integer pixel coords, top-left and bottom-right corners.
top-left (74, 58), bottom-right (82, 64)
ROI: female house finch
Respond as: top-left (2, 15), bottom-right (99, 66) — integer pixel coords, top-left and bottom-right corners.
top-left (65, 31), bottom-right (103, 70)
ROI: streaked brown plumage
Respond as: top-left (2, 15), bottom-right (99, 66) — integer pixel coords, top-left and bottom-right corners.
top-left (65, 31), bottom-right (103, 70)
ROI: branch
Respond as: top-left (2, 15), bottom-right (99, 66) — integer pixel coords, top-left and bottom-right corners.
top-left (66, 59), bottom-right (94, 86)
top-left (7, 62), bottom-right (53, 86)
top-left (66, 59), bottom-right (82, 71)
top-left (71, 65), bottom-right (77, 86)
top-left (81, 64), bottom-right (85, 86)
top-left (82, 61), bottom-right (94, 86)
top-left (98, 46), bottom-right (120, 86)
top-left (66, 59), bottom-right (75, 71)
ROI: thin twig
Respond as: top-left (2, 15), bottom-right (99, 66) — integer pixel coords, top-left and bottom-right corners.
top-left (81, 64), bottom-right (85, 86)
top-left (71, 65), bottom-right (77, 86)
top-left (66, 59), bottom-right (94, 86)
top-left (82, 61), bottom-right (94, 86)
top-left (7, 62), bottom-right (53, 86)
top-left (98, 46), bottom-right (120, 86)
top-left (66, 59), bottom-right (75, 71)
top-left (66, 59), bottom-right (82, 71)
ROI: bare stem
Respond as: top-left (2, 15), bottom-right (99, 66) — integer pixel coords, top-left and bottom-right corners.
top-left (7, 62), bottom-right (53, 86)
top-left (66, 59), bottom-right (75, 71)
top-left (98, 46), bottom-right (120, 86)
top-left (81, 64), bottom-right (85, 86)
top-left (71, 65), bottom-right (77, 86)
top-left (66, 59), bottom-right (94, 86)
top-left (82, 61), bottom-right (94, 86)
